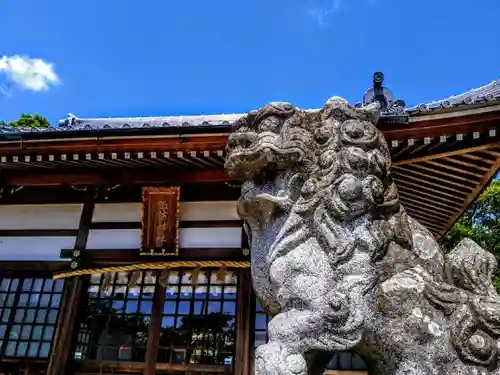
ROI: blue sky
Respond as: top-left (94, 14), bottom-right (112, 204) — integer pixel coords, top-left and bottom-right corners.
top-left (0, 0), bottom-right (499, 124)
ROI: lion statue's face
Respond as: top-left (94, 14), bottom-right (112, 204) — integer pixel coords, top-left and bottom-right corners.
top-left (225, 98), bottom-right (415, 274)
top-left (225, 98), bottom-right (397, 227)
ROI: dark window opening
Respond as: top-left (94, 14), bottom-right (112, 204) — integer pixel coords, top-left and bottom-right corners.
top-left (326, 352), bottom-right (367, 371)
top-left (157, 269), bottom-right (238, 366)
top-left (254, 302), bottom-right (269, 348)
top-left (75, 271), bottom-right (156, 362)
top-left (0, 276), bottom-right (64, 358)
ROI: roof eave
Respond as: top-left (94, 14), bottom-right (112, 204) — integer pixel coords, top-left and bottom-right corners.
top-left (0, 124), bottom-right (233, 143)
top-left (408, 102), bottom-right (500, 123)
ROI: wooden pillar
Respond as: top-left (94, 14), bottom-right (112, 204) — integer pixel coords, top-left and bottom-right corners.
top-left (234, 269), bottom-right (252, 375)
top-left (143, 274), bottom-right (166, 375)
top-left (47, 190), bottom-right (96, 375)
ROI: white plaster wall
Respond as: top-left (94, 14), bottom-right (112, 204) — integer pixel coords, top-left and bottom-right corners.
top-left (92, 203), bottom-right (141, 222)
top-left (87, 229), bottom-right (140, 249)
top-left (180, 227), bottom-right (242, 248)
top-left (86, 227), bottom-right (242, 249)
top-left (0, 201), bottom-right (242, 260)
top-left (0, 236), bottom-right (76, 261)
top-left (0, 204), bottom-right (83, 230)
top-left (92, 201), bottom-right (239, 222)
top-left (180, 201), bottom-right (239, 221)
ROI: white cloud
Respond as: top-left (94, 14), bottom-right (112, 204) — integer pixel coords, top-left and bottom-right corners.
top-left (0, 55), bottom-right (60, 93)
top-left (307, 0), bottom-right (342, 26)
top-left (307, 0), bottom-right (376, 26)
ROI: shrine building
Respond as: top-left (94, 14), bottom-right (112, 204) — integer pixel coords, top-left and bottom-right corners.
top-left (0, 75), bottom-right (499, 375)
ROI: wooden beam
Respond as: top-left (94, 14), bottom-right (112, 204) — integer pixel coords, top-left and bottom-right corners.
top-left (0, 183), bottom-right (241, 205)
top-left (398, 189), bottom-right (461, 211)
top-left (234, 269), bottom-right (252, 375)
top-left (397, 185), bottom-right (462, 206)
top-left (2, 168), bottom-right (239, 187)
top-left (412, 220), bottom-right (444, 235)
top-left (0, 229), bottom-right (78, 237)
top-left (249, 284), bottom-right (258, 375)
top-left (89, 220), bottom-right (242, 230)
top-left (380, 111), bottom-right (500, 140)
top-left (405, 208), bottom-right (445, 226)
top-left (143, 273), bottom-right (166, 375)
top-left (75, 360), bottom-right (230, 373)
top-left (440, 156), bottom-right (500, 238)
top-left (461, 153), bottom-right (496, 163)
top-left (406, 210), bottom-right (446, 227)
top-left (393, 165), bottom-right (476, 191)
top-left (0, 134), bottom-right (229, 155)
top-left (483, 149), bottom-right (500, 159)
top-left (441, 156), bottom-right (491, 172)
top-left (47, 191), bottom-right (95, 375)
top-left (399, 198), bottom-right (456, 218)
top-left (392, 143), bottom-right (499, 166)
top-left (393, 173), bottom-right (471, 197)
top-left (424, 160), bottom-right (484, 178)
top-left (0, 261), bottom-right (67, 273)
top-left (403, 205), bottom-right (451, 222)
top-left (60, 247), bottom-right (248, 264)
top-left (394, 177), bottom-right (468, 201)
top-left (410, 163), bottom-right (480, 184)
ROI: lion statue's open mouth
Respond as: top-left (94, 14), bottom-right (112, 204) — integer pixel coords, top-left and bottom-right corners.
top-left (225, 98), bottom-right (500, 375)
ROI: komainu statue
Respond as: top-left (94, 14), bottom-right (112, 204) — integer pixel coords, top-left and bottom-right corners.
top-left (225, 98), bottom-right (500, 375)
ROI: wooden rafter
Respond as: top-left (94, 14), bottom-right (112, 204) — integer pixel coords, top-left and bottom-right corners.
top-left (392, 144), bottom-right (499, 166)
top-left (440, 157), bottom-right (500, 236)
top-left (398, 189), bottom-right (461, 211)
top-left (423, 160), bottom-right (484, 178)
top-left (393, 177), bottom-right (468, 200)
top-left (393, 165), bottom-right (475, 192)
top-left (394, 142), bottom-right (500, 237)
top-left (440, 156), bottom-right (491, 172)
top-left (408, 209), bottom-right (445, 225)
top-left (410, 162), bottom-right (479, 183)
top-left (399, 198), bottom-right (456, 218)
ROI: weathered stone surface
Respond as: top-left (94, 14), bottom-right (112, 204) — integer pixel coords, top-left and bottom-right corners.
top-left (225, 98), bottom-right (500, 375)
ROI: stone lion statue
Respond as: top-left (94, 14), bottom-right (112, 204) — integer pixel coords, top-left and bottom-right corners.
top-left (225, 98), bottom-right (500, 375)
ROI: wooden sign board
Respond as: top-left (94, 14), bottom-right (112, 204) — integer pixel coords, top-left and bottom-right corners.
top-left (140, 187), bottom-right (180, 256)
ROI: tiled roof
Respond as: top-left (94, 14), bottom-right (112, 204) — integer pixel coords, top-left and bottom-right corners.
top-left (0, 113), bottom-right (244, 134)
top-left (0, 80), bottom-right (499, 134)
top-left (407, 80), bottom-right (500, 113)
top-left (57, 112), bottom-right (244, 130)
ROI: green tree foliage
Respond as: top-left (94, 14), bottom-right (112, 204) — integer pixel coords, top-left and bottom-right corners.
top-left (0, 114), bottom-right (50, 128)
top-left (443, 178), bottom-right (500, 289)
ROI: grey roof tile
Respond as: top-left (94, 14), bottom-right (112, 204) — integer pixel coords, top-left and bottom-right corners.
top-left (56, 113), bottom-right (244, 130)
top-left (1, 79), bottom-right (499, 134)
top-left (407, 80), bottom-right (500, 113)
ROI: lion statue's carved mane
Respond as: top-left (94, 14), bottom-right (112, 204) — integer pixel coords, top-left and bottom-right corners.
top-left (225, 99), bottom-right (500, 375)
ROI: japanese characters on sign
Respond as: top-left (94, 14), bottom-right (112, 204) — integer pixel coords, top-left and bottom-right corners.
top-left (140, 187), bottom-right (180, 256)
